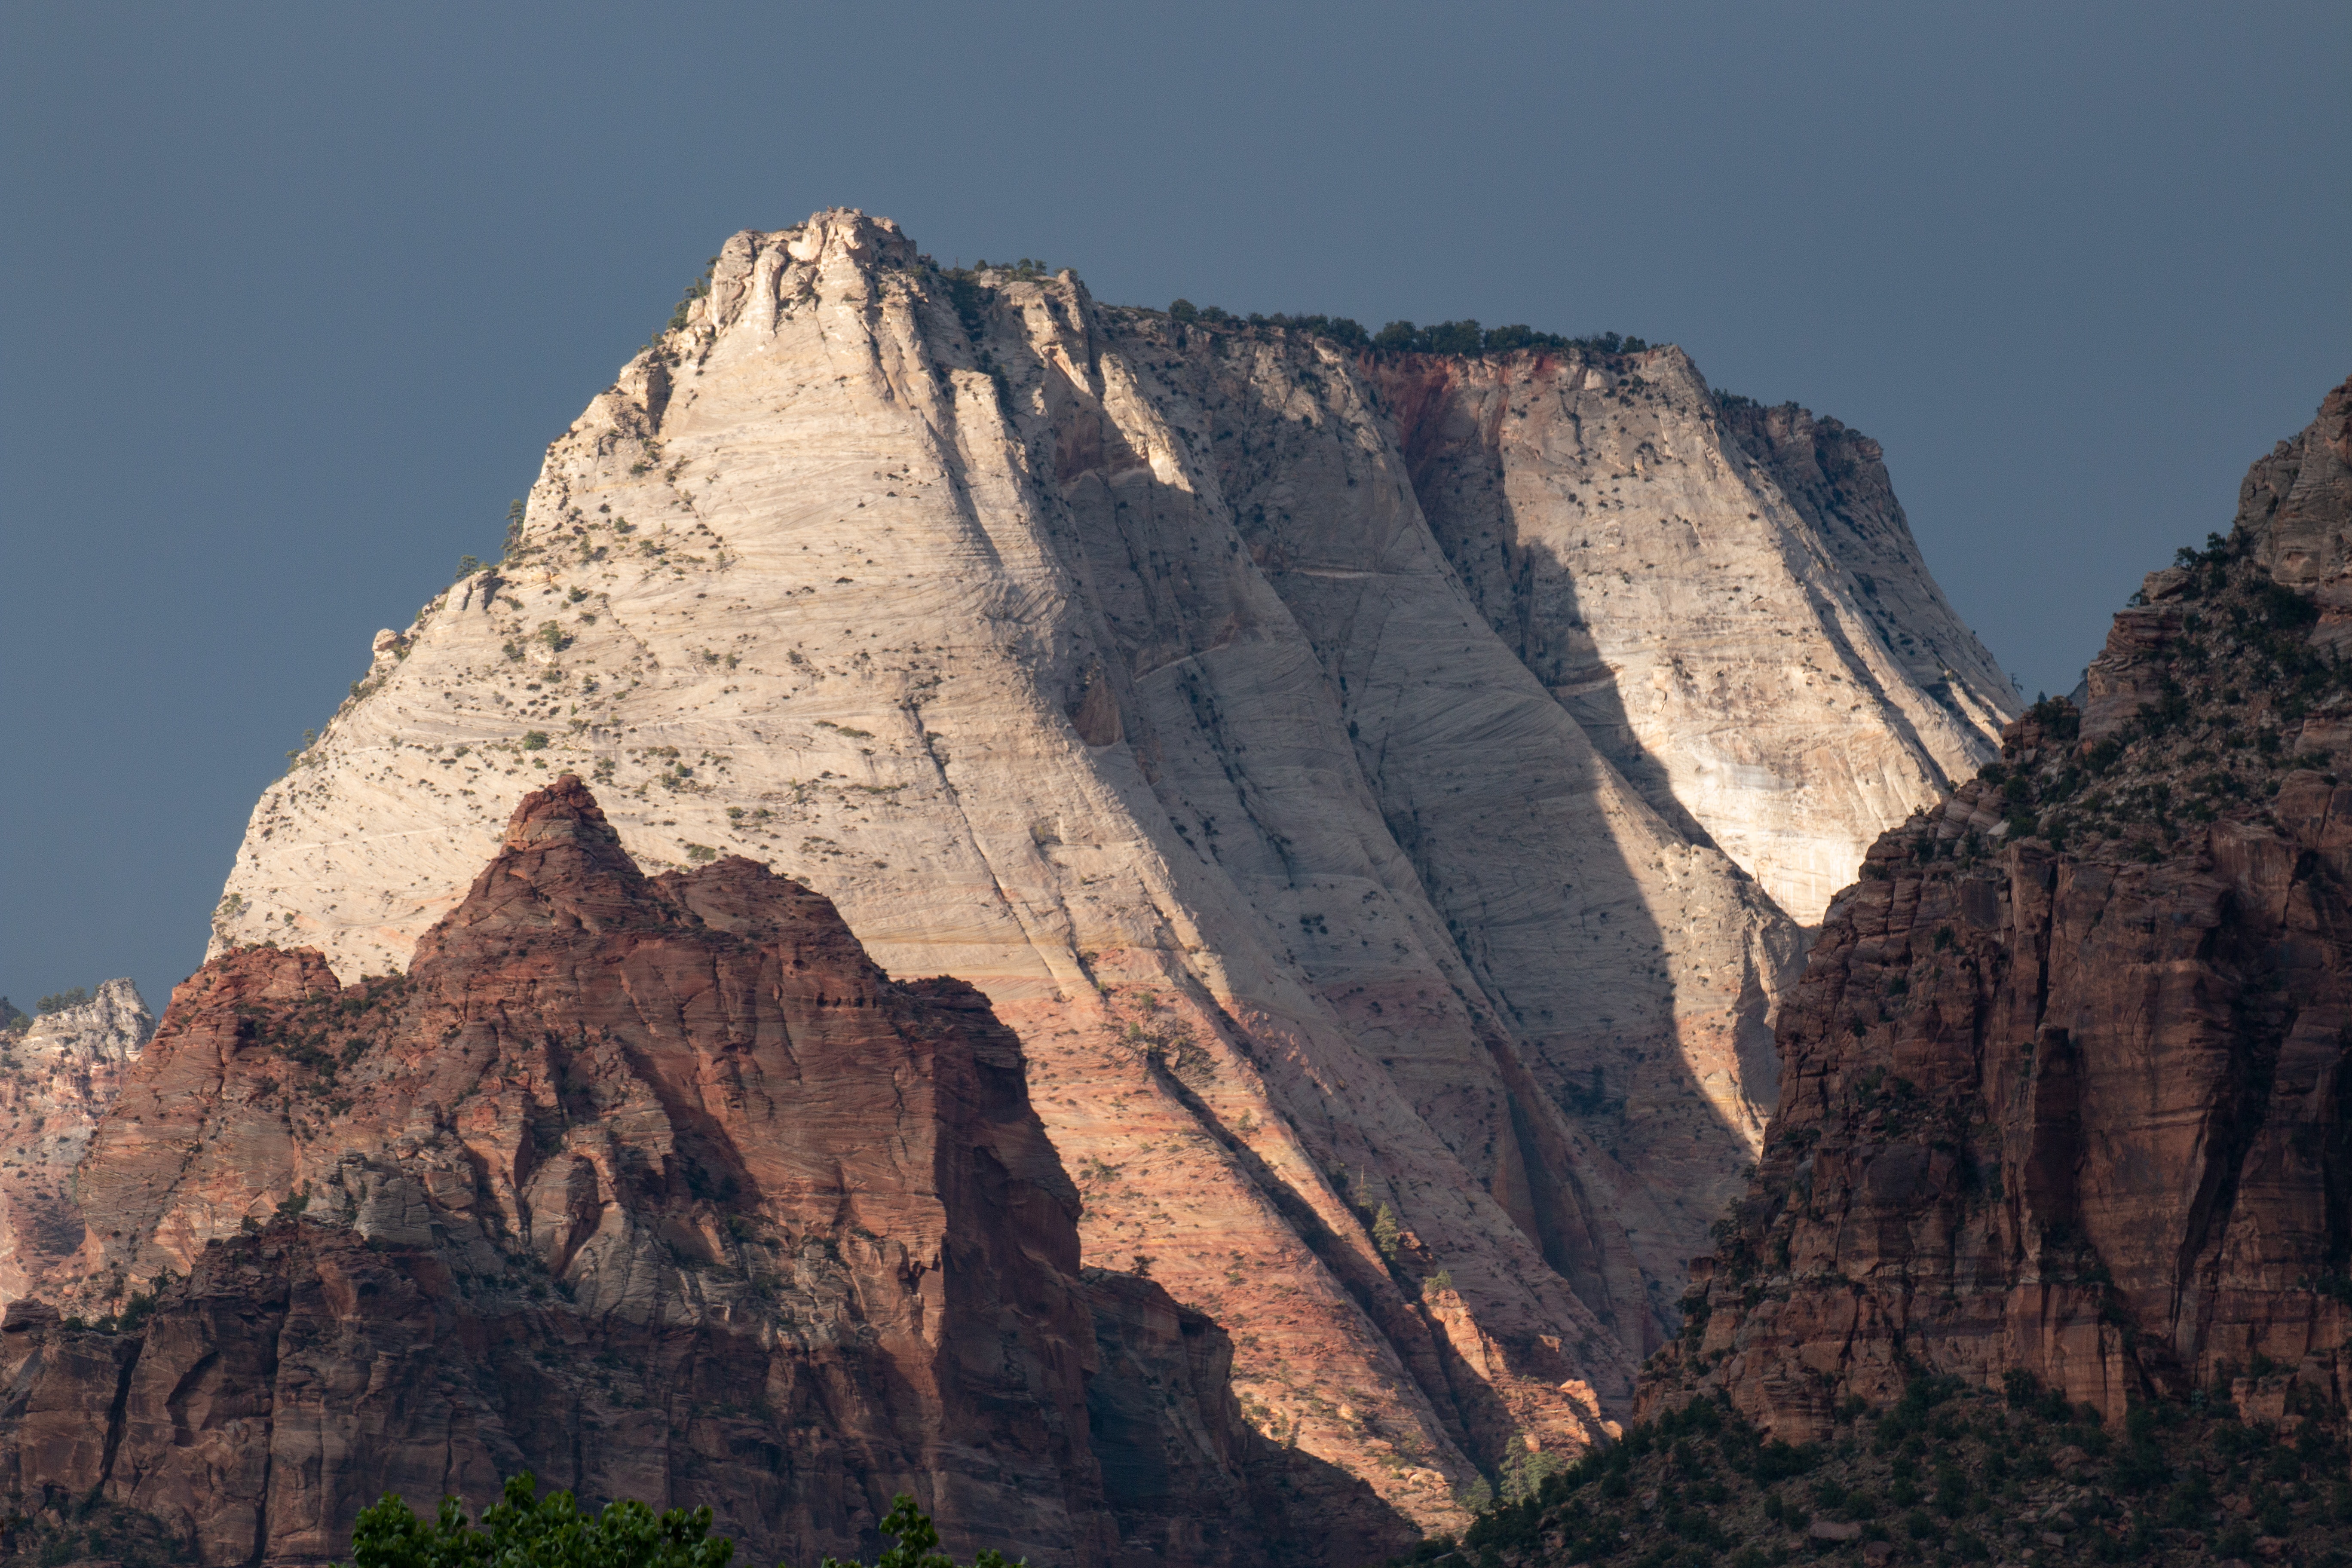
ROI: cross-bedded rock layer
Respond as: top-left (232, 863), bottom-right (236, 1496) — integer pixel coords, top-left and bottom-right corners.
top-left (3, 778), bottom-right (1402, 1568)
top-left (205, 210), bottom-right (2008, 1514)
top-left (1645, 377), bottom-right (2352, 1437)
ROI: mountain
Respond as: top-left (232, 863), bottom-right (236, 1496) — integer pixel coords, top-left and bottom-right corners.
top-left (195, 209), bottom-right (2012, 1519)
top-left (1646, 375), bottom-right (2352, 1435)
top-left (0, 979), bottom-right (151, 1301)
top-left (1, 778), bottom-right (1405, 1568)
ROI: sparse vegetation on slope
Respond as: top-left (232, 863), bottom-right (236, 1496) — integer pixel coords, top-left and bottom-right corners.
top-left (1883, 537), bottom-right (2347, 874)
top-left (1422, 1374), bottom-right (2352, 1568)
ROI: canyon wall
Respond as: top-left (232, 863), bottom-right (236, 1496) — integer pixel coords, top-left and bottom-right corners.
top-left (2, 779), bottom-right (1401, 1568)
top-left (200, 210), bottom-right (2009, 1515)
top-left (0, 979), bottom-right (150, 1302)
top-left (1374, 362), bottom-right (2009, 925)
top-left (1646, 377), bottom-right (2352, 1437)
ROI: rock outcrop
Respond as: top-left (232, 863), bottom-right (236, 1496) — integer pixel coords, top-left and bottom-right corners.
top-left (6, 778), bottom-right (1403, 1568)
top-left (0, 979), bottom-right (150, 1302)
top-left (206, 209), bottom-right (2009, 1513)
top-left (1375, 364), bottom-right (2010, 925)
top-left (1647, 376), bottom-right (2352, 1436)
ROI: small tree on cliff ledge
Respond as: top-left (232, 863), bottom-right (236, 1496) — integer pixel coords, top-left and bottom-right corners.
top-left (350, 1476), bottom-right (1020, 1568)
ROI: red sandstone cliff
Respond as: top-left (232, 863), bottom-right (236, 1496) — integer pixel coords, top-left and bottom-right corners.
top-left (1645, 376), bottom-right (2352, 1437)
top-left (1, 778), bottom-right (1405, 1568)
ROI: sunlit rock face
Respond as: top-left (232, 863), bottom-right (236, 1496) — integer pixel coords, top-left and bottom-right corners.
top-left (1644, 378), bottom-right (2352, 1439)
top-left (1377, 357), bottom-right (2013, 925)
top-left (210, 209), bottom-right (2003, 1519)
top-left (0, 979), bottom-right (150, 1305)
top-left (10, 780), bottom-right (1405, 1568)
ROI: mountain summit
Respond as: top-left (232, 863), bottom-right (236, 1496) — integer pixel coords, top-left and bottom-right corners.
top-left (203, 209), bottom-right (2010, 1519)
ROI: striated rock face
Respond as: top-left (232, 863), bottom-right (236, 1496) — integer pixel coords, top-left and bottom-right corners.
top-left (0, 979), bottom-right (150, 1303)
top-left (207, 209), bottom-right (2006, 1512)
top-left (1646, 377), bottom-right (2352, 1437)
top-left (8, 778), bottom-right (1402, 1568)
top-left (1374, 363), bottom-right (2010, 925)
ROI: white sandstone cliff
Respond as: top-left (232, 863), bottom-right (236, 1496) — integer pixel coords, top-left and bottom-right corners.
top-left (209, 210), bottom-right (2010, 1522)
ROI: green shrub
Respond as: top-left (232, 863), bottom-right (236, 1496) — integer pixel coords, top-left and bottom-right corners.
top-left (1367, 320), bottom-right (1651, 357)
top-left (37, 987), bottom-right (90, 1014)
top-left (521, 732), bottom-right (550, 751)
top-left (665, 257), bottom-right (718, 334)
top-left (350, 1473), bottom-right (732, 1568)
top-left (354, 1475), bottom-right (1014, 1568)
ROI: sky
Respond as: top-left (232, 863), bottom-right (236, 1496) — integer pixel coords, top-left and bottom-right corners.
top-left (3, 1), bottom-right (2346, 1015)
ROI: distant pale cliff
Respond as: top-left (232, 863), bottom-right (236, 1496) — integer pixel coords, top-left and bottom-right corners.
top-left (204, 209), bottom-right (2010, 1519)
top-left (0, 979), bottom-right (150, 1302)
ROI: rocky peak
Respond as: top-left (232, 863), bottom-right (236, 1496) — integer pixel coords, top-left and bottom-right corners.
top-left (1645, 374), bottom-right (2352, 1438)
top-left (418, 771), bottom-right (668, 946)
top-left (11, 778), bottom-right (1404, 1568)
top-left (206, 208), bottom-right (2011, 1520)
top-left (11, 977), bottom-right (149, 1070)
top-left (2238, 375), bottom-right (2352, 592)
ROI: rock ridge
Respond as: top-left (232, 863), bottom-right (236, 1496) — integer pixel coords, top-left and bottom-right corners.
top-left (8, 778), bottom-right (1406, 1568)
top-left (1644, 375), bottom-right (2352, 1436)
top-left (201, 207), bottom-right (2011, 1516)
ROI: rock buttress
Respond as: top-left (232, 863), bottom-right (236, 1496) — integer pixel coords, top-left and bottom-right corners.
top-left (21, 778), bottom-right (1407, 1568)
top-left (1645, 377), bottom-right (2352, 1437)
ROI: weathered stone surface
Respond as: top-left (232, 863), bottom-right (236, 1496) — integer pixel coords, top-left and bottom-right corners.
top-left (1645, 377), bottom-right (2352, 1437)
top-left (0, 979), bottom-right (150, 1303)
top-left (1375, 360), bottom-right (2011, 925)
top-left (205, 210), bottom-right (2005, 1512)
top-left (15, 779), bottom-right (1400, 1568)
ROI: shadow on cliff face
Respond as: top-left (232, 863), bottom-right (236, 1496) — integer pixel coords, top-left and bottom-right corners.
top-left (1374, 355), bottom-right (1726, 859)
top-left (3, 778), bottom-right (1416, 1568)
top-left (1647, 377), bottom-right (2352, 1438)
top-left (1363, 349), bottom-right (1792, 1162)
top-left (0, 1223), bottom-right (1412, 1568)
top-left (1015, 304), bottom-right (1776, 1366)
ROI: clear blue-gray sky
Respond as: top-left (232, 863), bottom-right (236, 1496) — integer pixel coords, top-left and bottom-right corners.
top-left (3, 1), bottom-right (2346, 1014)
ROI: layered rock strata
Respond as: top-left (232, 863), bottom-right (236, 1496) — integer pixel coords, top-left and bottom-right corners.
top-left (6, 778), bottom-right (1401, 1568)
top-left (0, 978), bottom-right (150, 1302)
top-left (1648, 377), bottom-right (2352, 1436)
top-left (1373, 365), bottom-right (2010, 923)
top-left (208, 209), bottom-right (2008, 1511)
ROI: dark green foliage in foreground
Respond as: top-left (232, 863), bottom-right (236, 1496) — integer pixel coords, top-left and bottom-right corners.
top-left (352, 1475), bottom-right (734, 1568)
top-left (349, 1476), bottom-right (1019, 1568)
top-left (1400, 1373), bottom-right (2352, 1568)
